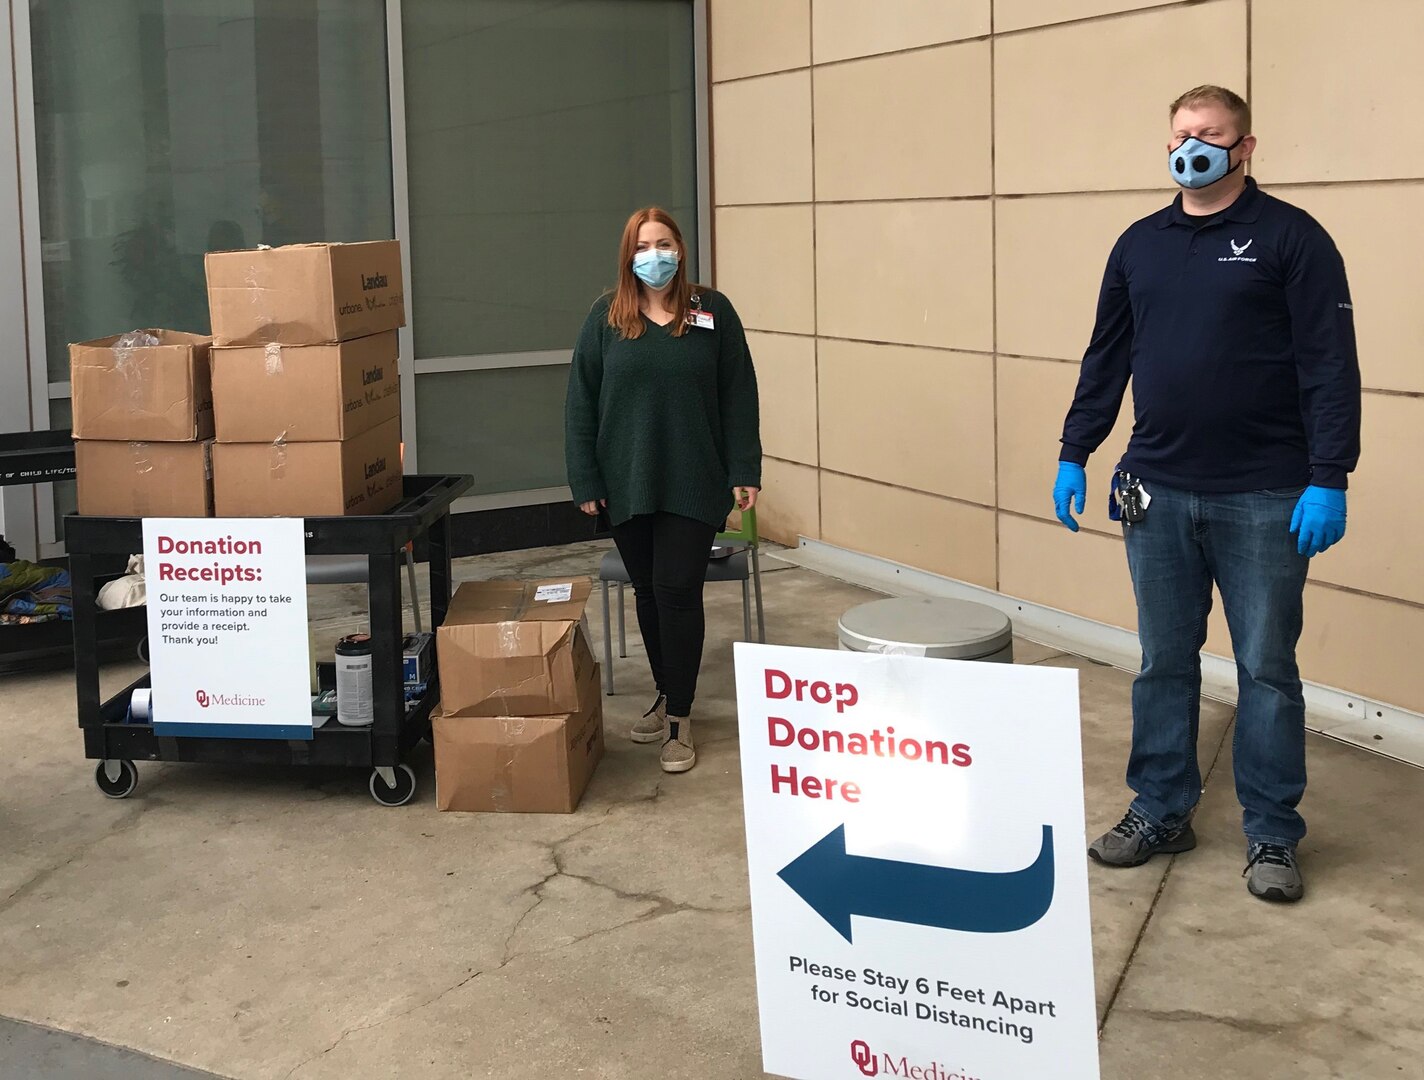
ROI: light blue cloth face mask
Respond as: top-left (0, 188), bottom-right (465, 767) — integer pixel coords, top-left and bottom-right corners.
top-left (1169, 135), bottom-right (1244, 189)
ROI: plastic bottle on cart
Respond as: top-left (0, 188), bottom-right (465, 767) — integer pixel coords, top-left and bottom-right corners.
top-left (335, 633), bottom-right (374, 727)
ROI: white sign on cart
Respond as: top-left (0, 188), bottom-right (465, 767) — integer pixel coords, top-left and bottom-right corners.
top-left (735, 642), bottom-right (1100, 1080)
top-left (142, 518), bottom-right (312, 739)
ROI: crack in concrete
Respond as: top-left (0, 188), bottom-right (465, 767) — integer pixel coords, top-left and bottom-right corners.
top-left (279, 967), bottom-right (486, 1080)
top-left (497, 811), bottom-right (746, 972)
top-left (1028, 651), bottom-right (1070, 665)
top-left (1129, 1008), bottom-right (1303, 1036)
top-left (274, 791), bottom-right (741, 1075)
top-left (0, 799), bottom-right (151, 917)
top-left (1097, 710), bottom-right (1238, 1037)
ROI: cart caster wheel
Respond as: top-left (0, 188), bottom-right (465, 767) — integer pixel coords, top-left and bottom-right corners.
top-left (95, 760), bottom-right (138, 799)
top-left (137, 637), bottom-right (149, 664)
top-left (369, 764), bottom-right (416, 807)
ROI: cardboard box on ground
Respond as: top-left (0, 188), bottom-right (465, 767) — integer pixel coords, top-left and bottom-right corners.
top-left (434, 578), bottom-right (606, 814)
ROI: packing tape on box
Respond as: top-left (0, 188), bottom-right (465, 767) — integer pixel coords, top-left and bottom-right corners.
top-left (269, 435), bottom-right (288, 478)
top-left (501, 621), bottom-right (524, 655)
top-left (130, 688), bottom-right (152, 720)
top-left (111, 330), bottom-right (158, 403)
top-left (264, 342), bottom-right (283, 375)
top-left (129, 441), bottom-right (153, 475)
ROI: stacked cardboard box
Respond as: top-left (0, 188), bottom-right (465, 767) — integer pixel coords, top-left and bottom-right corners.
top-left (204, 241), bottom-right (406, 517)
top-left (433, 578), bottom-right (605, 814)
top-left (70, 330), bottom-right (216, 517)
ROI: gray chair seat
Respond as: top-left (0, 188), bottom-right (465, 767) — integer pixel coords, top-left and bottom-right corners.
top-left (598, 547), bottom-right (750, 585)
top-left (305, 551), bottom-right (424, 633)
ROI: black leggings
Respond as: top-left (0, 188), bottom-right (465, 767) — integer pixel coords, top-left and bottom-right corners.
top-left (611, 512), bottom-right (717, 717)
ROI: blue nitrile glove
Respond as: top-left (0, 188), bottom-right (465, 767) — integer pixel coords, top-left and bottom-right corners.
top-left (1290, 486), bottom-right (1347, 557)
top-left (1053, 462), bottom-right (1087, 532)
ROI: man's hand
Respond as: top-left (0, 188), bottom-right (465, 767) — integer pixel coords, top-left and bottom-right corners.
top-left (1290, 486), bottom-right (1347, 557)
top-left (1052, 462), bottom-right (1087, 532)
top-left (580, 499), bottom-right (607, 517)
top-left (735, 487), bottom-right (760, 511)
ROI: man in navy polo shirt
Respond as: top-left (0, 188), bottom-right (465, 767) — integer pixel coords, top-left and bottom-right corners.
top-left (1052, 85), bottom-right (1361, 903)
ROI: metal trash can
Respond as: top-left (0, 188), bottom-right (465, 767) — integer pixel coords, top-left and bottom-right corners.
top-left (837, 597), bottom-right (1014, 663)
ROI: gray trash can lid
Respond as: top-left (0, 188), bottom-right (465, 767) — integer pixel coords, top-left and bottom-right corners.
top-left (838, 597), bottom-right (1013, 659)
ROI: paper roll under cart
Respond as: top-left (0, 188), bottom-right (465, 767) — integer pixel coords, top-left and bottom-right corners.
top-left (837, 596), bottom-right (1014, 663)
top-left (65, 474), bottom-right (472, 806)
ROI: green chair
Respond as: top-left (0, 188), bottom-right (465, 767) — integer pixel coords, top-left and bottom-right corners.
top-left (598, 504), bottom-right (766, 696)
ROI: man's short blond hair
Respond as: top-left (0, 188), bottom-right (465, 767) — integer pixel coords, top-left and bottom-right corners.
top-left (1169, 85), bottom-right (1251, 135)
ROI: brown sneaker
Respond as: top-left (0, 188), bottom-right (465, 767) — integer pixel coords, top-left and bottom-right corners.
top-left (631, 695), bottom-right (666, 744)
top-left (660, 716), bottom-right (696, 773)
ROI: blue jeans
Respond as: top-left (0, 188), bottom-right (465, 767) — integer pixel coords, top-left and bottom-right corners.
top-left (1123, 482), bottom-right (1310, 847)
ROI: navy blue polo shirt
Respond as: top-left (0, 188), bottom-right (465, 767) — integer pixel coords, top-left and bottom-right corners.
top-left (1060, 177), bottom-right (1362, 491)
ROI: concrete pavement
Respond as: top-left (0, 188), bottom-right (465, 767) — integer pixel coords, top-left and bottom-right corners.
top-left (0, 541), bottom-right (1418, 1078)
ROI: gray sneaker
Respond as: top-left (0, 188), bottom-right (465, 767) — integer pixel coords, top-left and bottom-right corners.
top-left (1244, 842), bottom-right (1304, 903)
top-left (631, 695), bottom-right (666, 744)
top-left (660, 716), bottom-right (696, 774)
top-left (1088, 808), bottom-right (1197, 867)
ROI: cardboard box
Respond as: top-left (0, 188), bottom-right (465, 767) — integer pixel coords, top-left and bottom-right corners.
top-left (211, 416), bottom-right (403, 518)
top-left (212, 330), bottom-right (400, 443)
top-left (205, 241), bottom-right (405, 346)
top-left (434, 669), bottom-right (605, 814)
top-left (436, 578), bottom-right (597, 719)
top-left (70, 330), bottom-right (214, 442)
top-left (76, 440), bottom-right (212, 518)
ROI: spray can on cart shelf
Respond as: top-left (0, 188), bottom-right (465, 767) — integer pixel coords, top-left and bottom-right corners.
top-left (335, 633), bottom-right (374, 727)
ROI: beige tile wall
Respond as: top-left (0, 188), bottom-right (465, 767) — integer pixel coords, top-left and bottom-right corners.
top-left (812, 0), bottom-right (990, 64)
top-left (814, 42), bottom-right (992, 201)
top-left (819, 340), bottom-right (996, 505)
top-left (747, 332), bottom-right (818, 467)
top-left (815, 200), bottom-right (994, 351)
top-left (709, 0), bottom-right (1424, 714)
top-left (1251, 0), bottom-right (1424, 184)
top-left (994, 1), bottom-right (1180, 34)
top-left (994, 0), bottom-right (1247, 194)
top-left (709, 0), bottom-right (809, 82)
top-left (712, 72), bottom-right (813, 205)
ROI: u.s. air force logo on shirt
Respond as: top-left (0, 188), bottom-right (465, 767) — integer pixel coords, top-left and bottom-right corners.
top-left (1219, 237), bottom-right (1258, 263)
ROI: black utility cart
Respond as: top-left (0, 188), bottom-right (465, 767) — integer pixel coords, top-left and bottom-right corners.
top-left (64, 473), bottom-right (472, 806)
top-left (0, 429), bottom-right (147, 673)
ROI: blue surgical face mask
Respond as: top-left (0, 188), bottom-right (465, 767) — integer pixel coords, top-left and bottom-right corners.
top-left (632, 248), bottom-right (679, 289)
top-left (1169, 135), bottom-right (1244, 189)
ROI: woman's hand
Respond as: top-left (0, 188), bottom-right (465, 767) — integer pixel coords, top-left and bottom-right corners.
top-left (580, 499), bottom-right (607, 517)
top-left (735, 487), bottom-right (760, 511)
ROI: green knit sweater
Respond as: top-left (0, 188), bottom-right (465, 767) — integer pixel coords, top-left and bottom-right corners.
top-left (565, 289), bottom-right (762, 529)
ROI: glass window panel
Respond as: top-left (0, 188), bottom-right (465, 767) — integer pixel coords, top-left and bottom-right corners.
top-left (414, 368), bottom-right (570, 497)
top-left (31, 0), bottom-right (394, 382)
top-left (403, 0), bottom-right (698, 360)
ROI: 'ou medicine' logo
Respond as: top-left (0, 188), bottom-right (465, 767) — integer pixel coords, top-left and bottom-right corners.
top-left (850, 1040), bottom-right (878, 1077)
top-left (195, 690), bottom-right (210, 708)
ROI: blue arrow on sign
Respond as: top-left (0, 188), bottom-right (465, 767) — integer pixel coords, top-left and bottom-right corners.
top-left (777, 824), bottom-right (1055, 943)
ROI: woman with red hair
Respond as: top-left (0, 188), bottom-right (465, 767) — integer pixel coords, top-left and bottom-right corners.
top-left (565, 207), bottom-right (762, 775)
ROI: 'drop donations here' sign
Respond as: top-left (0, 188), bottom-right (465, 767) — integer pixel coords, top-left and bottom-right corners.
top-left (735, 642), bottom-right (1100, 1080)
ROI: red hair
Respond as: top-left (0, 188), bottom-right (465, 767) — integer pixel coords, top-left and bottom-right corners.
top-left (608, 207), bottom-right (695, 339)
